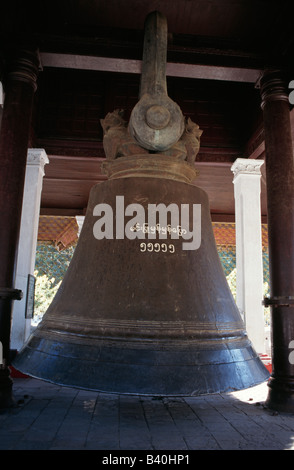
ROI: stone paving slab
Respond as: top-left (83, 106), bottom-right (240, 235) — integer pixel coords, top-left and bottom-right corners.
top-left (1, 377), bottom-right (294, 450)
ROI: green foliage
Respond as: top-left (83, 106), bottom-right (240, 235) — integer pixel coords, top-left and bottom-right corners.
top-left (33, 271), bottom-right (61, 324)
top-left (226, 267), bottom-right (237, 300)
top-left (33, 243), bottom-right (76, 324)
top-left (225, 267), bottom-right (270, 326)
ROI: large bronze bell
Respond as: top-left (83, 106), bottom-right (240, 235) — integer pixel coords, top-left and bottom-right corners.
top-left (13, 12), bottom-right (269, 395)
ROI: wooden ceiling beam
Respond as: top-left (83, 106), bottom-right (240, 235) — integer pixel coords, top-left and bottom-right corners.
top-left (40, 52), bottom-right (261, 83)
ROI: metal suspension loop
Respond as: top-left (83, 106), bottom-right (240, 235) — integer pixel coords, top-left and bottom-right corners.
top-left (140, 11), bottom-right (168, 97)
top-left (129, 11), bottom-right (184, 152)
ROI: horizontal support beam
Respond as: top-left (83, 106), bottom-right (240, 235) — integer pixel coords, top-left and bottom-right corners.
top-left (40, 52), bottom-right (261, 83)
top-left (40, 208), bottom-right (85, 216)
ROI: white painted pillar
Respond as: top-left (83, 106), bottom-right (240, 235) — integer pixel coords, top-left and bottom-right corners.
top-left (231, 158), bottom-right (265, 353)
top-left (11, 149), bottom-right (49, 350)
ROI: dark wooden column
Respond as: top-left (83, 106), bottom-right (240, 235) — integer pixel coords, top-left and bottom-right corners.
top-left (0, 48), bottom-right (39, 408)
top-left (260, 69), bottom-right (294, 412)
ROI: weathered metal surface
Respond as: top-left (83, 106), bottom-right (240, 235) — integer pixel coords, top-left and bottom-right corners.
top-left (13, 12), bottom-right (269, 395)
top-left (129, 11), bottom-right (185, 151)
top-left (13, 177), bottom-right (269, 395)
top-left (101, 108), bottom-right (202, 162)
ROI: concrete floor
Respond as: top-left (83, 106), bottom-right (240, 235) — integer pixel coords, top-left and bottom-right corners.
top-left (1, 377), bottom-right (294, 451)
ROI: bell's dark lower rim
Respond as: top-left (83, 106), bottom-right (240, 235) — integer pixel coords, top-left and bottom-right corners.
top-left (13, 335), bottom-right (270, 396)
